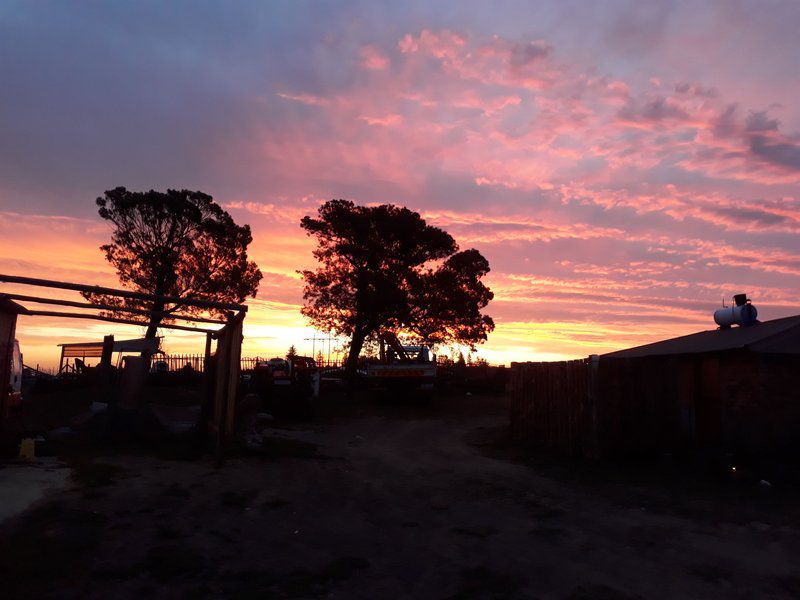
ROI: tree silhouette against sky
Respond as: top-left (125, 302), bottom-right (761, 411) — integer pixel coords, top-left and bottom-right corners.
top-left (84, 187), bottom-right (262, 338)
top-left (300, 199), bottom-right (494, 374)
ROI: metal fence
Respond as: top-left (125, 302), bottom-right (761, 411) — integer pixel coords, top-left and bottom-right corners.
top-left (153, 354), bottom-right (345, 372)
top-left (152, 354), bottom-right (207, 372)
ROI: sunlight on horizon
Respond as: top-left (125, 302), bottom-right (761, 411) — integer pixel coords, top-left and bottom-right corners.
top-left (2, 2), bottom-right (799, 369)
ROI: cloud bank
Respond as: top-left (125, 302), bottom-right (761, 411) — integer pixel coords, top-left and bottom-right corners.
top-left (1, 1), bottom-right (799, 366)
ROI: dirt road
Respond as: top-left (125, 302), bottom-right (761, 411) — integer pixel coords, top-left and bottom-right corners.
top-left (2, 395), bottom-right (799, 598)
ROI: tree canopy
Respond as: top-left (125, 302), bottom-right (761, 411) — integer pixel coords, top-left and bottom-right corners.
top-left (300, 199), bottom-right (494, 371)
top-left (84, 187), bottom-right (262, 338)
top-left (405, 248), bottom-right (494, 347)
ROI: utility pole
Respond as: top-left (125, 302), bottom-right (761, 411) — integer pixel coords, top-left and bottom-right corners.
top-left (305, 332), bottom-right (336, 366)
top-left (303, 333), bottom-right (318, 361)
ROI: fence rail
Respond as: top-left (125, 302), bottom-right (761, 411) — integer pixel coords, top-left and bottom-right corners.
top-left (152, 354), bottom-right (207, 372)
top-left (153, 355), bottom-right (504, 373)
top-left (151, 354), bottom-right (345, 372)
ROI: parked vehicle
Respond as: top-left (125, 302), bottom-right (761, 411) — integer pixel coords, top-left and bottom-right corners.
top-left (365, 332), bottom-right (436, 388)
top-left (263, 357), bottom-right (291, 385)
top-left (258, 356), bottom-right (316, 385)
top-left (251, 356), bottom-right (317, 418)
top-left (290, 356), bottom-right (316, 371)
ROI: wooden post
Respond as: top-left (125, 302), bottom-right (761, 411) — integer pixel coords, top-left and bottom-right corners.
top-left (204, 333), bottom-right (213, 365)
top-left (224, 316), bottom-right (244, 440)
top-left (212, 326), bottom-right (231, 465)
top-left (98, 334), bottom-right (116, 407)
top-left (209, 313), bottom-right (246, 465)
top-left (197, 332), bottom-right (215, 438)
top-left (100, 335), bottom-right (114, 367)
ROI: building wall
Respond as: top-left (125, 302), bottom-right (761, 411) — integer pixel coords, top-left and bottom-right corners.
top-left (595, 356), bottom-right (683, 457)
top-left (0, 311), bottom-right (18, 419)
top-left (509, 359), bottom-right (593, 456)
top-left (510, 352), bottom-right (800, 460)
top-left (718, 353), bottom-right (800, 458)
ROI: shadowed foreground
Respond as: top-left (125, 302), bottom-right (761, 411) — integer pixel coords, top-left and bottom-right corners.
top-left (1, 395), bottom-right (799, 599)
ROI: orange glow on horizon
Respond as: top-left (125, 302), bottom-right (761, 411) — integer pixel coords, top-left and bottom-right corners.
top-left (2, 22), bottom-right (798, 368)
top-left (4, 204), bottom-right (796, 371)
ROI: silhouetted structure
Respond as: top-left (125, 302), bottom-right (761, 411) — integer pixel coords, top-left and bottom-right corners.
top-left (0, 297), bottom-right (28, 421)
top-left (510, 315), bottom-right (800, 460)
top-left (83, 187), bottom-right (262, 338)
top-left (57, 337), bottom-right (160, 373)
top-left (0, 273), bottom-right (248, 460)
top-left (300, 199), bottom-right (494, 374)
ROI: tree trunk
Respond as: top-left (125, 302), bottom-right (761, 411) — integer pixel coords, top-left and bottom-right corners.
top-left (345, 328), bottom-right (367, 379)
top-left (144, 319), bottom-right (161, 339)
top-left (140, 298), bottom-right (165, 405)
top-left (144, 299), bottom-right (165, 339)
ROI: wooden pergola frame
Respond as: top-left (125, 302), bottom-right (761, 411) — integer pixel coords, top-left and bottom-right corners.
top-left (0, 273), bottom-right (248, 461)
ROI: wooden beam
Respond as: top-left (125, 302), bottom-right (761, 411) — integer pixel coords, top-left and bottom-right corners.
top-left (0, 293), bottom-right (228, 325)
top-left (0, 273), bottom-right (247, 313)
top-left (100, 335), bottom-right (114, 368)
top-left (23, 310), bottom-right (219, 336)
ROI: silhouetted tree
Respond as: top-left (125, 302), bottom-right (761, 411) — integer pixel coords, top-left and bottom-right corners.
top-left (286, 345), bottom-right (298, 361)
top-left (406, 249), bottom-right (494, 348)
top-left (84, 187), bottom-right (262, 338)
top-left (300, 199), bottom-right (494, 375)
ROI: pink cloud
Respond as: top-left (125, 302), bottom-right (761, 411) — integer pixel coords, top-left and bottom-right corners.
top-left (359, 113), bottom-right (403, 126)
top-left (276, 92), bottom-right (329, 106)
top-left (359, 44), bottom-right (389, 70)
top-left (5, 24), bottom-right (800, 366)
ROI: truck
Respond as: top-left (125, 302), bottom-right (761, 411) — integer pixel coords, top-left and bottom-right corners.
top-left (365, 332), bottom-right (436, 388)
top-left (259, 356), bottom-right (316, 387)
top-left (250, 355), bottom-right (318, 418)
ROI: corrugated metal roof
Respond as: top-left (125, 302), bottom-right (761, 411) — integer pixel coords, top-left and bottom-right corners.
top-left (603, 315), bottom-right (800, 358)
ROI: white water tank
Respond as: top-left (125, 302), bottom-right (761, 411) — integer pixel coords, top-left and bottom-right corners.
top-left (714, 294), bottom-right (758, 327)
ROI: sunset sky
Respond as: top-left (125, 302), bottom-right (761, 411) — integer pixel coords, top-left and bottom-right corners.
top-left (2, 1), bottom-right (799, 369)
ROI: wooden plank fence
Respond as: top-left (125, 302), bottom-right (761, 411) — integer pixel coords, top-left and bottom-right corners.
top-left (510, 359), bottom-right (595, 456)
top-left (595, 356), bottom-right (682, 457)
top-left (510, 356), bottom-right (688, 458)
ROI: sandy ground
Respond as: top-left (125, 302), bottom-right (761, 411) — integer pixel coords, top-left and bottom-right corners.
top-left (1, 394), bottom-right (799, 599)
top-left (0, 459), bottom-right (70, 523)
